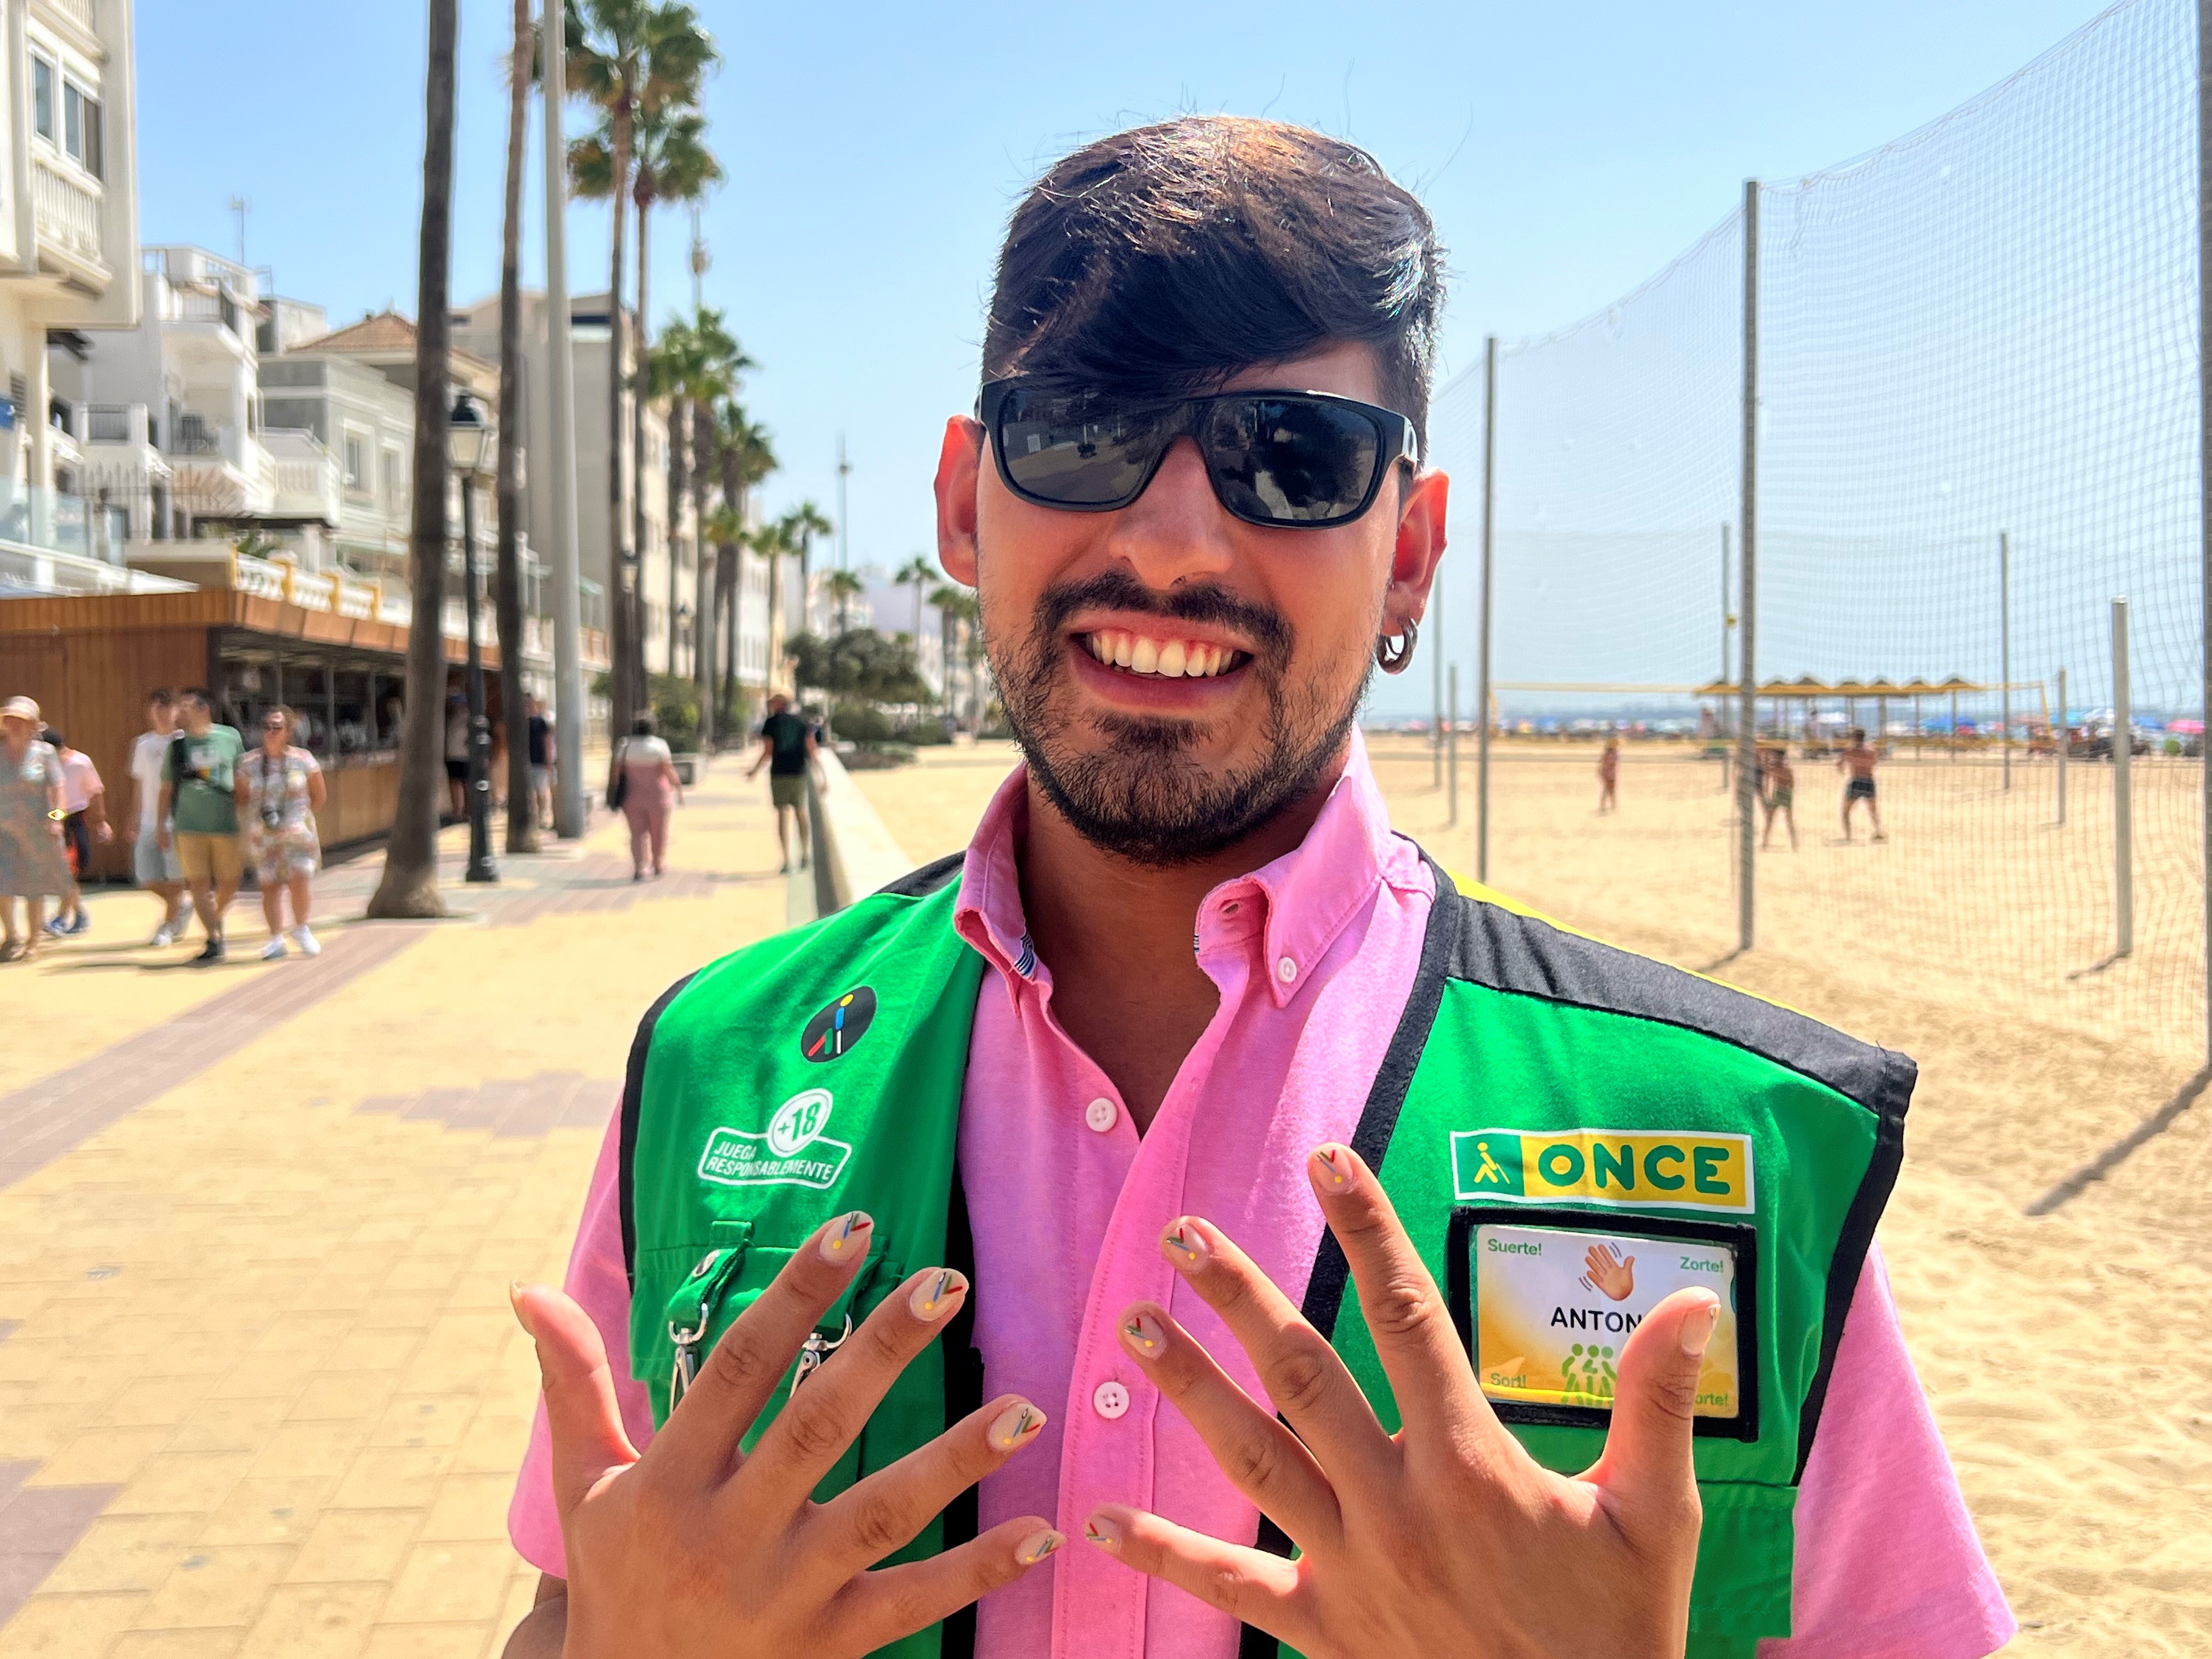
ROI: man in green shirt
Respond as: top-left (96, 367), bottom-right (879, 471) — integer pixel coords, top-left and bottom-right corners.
top-left (157, 688), bottom-right (245, 964)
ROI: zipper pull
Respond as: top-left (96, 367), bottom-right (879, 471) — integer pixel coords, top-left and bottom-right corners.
top-left (792, 1313), bottom-right (854, 1391)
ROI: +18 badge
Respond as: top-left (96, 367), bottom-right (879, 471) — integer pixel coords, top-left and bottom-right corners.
top-left (801, 987), bottom-right (876, 1062)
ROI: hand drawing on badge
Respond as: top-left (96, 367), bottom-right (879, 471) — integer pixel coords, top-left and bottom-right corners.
top-left (1582, 1243), bottom-right (1636, 1302)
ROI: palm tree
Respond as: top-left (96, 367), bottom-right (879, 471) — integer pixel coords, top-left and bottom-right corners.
top-left (649, 307), bottom-right (748, 736)
top-left (824, 568), bottom-right (866, 634)
top-left (781, 500), bottom-right (832, 634)
top-left (369, 0), bottom-right (459, 919)
top-left (928, 581), bottom-right (977, 734)
top-left (565, 0), bottom-right (715, 727)
top-left (894, 553), bottom-right (934, 642)
top-left (494, 0), bottom-right (539, 855)
top-left (710, 400), bottom-right (776, 725)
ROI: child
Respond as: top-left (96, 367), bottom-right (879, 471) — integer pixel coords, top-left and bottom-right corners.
top-left (1759, 745), bottom-right (1797, 850)
top-left (1597, 736), bottom-right (1620, 814)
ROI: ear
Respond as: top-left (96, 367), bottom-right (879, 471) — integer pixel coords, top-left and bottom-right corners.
top-left (935, 416), bottom-right (984, 585)
top-left (1383, 467), bottom-right (1451, 633)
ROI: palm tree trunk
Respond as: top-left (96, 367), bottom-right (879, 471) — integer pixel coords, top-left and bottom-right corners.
top-left (606, 83), bottom-right (634, 731)
top-left (495, 0), bottom-right (538, 855)
top-left (720, 445), bottom-right (744, 721)
top-left (665, 386), bottom-right (688, 686)
top-left (692, 400), bottom-right (714, 743)
top-left (369, 0), bottom-right (458, 918)
top-left (633, 188), bottom-right (657, 690)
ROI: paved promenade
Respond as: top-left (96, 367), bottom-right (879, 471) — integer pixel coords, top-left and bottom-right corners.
top-left (0, 762), bottom-right (792, 1657)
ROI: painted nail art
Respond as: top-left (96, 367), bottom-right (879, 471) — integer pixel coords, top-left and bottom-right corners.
top-left (1310, 1145), bottom-right (1354, 1191)
top-left (1017, 1527), bottom-right (1066, 1565)
top-left (1121, 1310), bottom-right (1167, 1358)
top-left (1161, 1221), bottom-right (1209, 1270)
top-left (910, 1268), bottom-right (967, 1322)
top-left (819, 1211), bottom-right (873, 1263)
top-left (1083, 1511), bottom-right (1126, 1553)
top-left (990, 1400), bottom-right (1048, 1451)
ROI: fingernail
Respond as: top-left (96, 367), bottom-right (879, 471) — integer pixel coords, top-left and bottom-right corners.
top-left (1308, 1144), bottom-right (1357, 1193)
top-left (1016, 1527), bottom-right (1065, 1565)
top-left (820, 1211), bottom-right (873, 1264)
top-left (1119, 1308), bottom-right (1168, 1359)
top-left (507, 1281), bottom-right (534, 1337)
top-left (989, 1399), bottom-right (1048, 1451)
top-left (1160, 1219), bottom-right (1210, 1272)
top-left (1082, 1510), bottom-right (1126, 1553)
top-left (910, 1268), bottom-right (968, 1322)
top-left (1680, 1297), bottom-right (1720, 1358)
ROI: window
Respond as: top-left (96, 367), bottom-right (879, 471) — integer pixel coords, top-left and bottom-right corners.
top-left (381, 450), bottom-right (402, 512)
top-left (31, 59), bottom-right (53, 141)
top-left (343, 435), bottom-right (367, 490)
top-left (63, 84), bottom-right (80, 162)
top-left (75, 88), bottom-right (101, 179)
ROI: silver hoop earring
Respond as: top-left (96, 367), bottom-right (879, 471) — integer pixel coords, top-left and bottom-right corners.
top-left (1376, 616), bottom-right (1418, 674)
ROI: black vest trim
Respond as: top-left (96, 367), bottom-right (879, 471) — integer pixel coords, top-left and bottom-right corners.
top-left (618, 972), bottom-right (699, 1293)
top-left (877, 850), bottom-right (965, 899)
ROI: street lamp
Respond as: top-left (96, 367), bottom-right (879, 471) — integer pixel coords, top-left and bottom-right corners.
top-left (448, 392), bottom-right (498, 884)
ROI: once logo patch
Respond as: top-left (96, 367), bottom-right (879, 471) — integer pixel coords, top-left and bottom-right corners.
top-left (801, 988), bottom-right (876, 1062)
top-left (698, 1088), bottom-right (853, 1191)
top-left (1449, 1128), bottom-right (1753, 1213)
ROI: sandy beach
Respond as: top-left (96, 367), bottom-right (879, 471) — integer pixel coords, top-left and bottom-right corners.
top-left (854, 735), bottom-right (2212, 1655)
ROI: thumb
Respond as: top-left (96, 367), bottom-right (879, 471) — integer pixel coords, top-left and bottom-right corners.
top-left (1587, 1286), bottom-right (1719, 1527)
top-left (511, 1281), bottom-right (640, 1524)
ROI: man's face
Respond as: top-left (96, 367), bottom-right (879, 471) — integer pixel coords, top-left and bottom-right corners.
top-left (935, 341), bottom-right (1447, 865)
top-left (181, 701), bottom-right (211, 734)
top-left (149, 701), bottom-right (176, 734)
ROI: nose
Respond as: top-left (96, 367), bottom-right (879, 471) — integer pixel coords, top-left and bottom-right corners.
top-left (1097, 436), bottom-right (1235, 590)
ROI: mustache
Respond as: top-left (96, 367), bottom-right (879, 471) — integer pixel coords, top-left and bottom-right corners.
top-left (1032, 569), bottom-right (1293, 663)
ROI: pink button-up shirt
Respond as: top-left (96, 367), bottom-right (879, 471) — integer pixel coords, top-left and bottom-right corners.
top-left (510, 735), bottom-right (2013, 1659)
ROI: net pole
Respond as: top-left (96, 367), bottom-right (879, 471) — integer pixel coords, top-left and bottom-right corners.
top-left (2056, 667), bottom-right (2068, 825)
top-left (1448, 664), bottom-right (1460, 826)
top-left (2114, 597), bottom-right (2135, 959)
top-left (2000, 531), bottom-right (2013, 791)
top-left (1735, 180), bottom-right (1760, 955)
top-left (1476, 334), bottom-right (1497, 885)
top-left (2199, 0), bottom-right (2212, 1061)
top-left (1431, 568), bottom-right (1443, 791)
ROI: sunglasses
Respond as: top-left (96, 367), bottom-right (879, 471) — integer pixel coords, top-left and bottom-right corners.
top-left (977, 378), bottom-right (1419, 529)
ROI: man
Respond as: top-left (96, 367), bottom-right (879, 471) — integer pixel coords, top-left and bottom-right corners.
top-left (41, 730), bottom-right (108, 936)
top-left (1838, 726), bottom-right (1886, 843)
top-left (157, 689), bottom-right (244, 965)
top-left (129, 690), bottom-right (189, 946)
top-left (749, 691), bottom-right (818, 874)
top-left (444, 694), bottom-right (471, 821)
top-left (526, 696), bottom-right (556, 830)
top-left (1759, 743), bottom-right (1799, 851)
top-left (506, 120), bottom-right (2010, 1658)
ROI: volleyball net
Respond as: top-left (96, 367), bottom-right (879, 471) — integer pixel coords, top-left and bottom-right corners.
top-left (1424, 0), bottom-right (2207, 1060)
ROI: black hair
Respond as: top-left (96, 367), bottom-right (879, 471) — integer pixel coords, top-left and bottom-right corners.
top-left (631, 713), bottom-right (656, 736)
top-left (147, 687), bottom-right (175, 707)
top-left (43, 730), bottom-right (66, 751)
top-left (181, 687), bottom-right (213, 708)
top-left (986, 118), bottom-right (1447, 445)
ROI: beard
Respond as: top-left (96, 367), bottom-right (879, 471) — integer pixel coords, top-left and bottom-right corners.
top-left (985, 562), bottom-right (1368, 866)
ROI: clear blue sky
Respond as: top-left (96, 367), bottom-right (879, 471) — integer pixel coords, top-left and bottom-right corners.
top-left (139, 0), bottom-right (2113, 713)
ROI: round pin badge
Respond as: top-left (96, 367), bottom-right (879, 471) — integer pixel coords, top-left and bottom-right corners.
top-left (800, 986), bottom-right (877, 1062)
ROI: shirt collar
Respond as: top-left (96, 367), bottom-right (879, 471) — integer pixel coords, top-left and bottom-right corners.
top-left (952, 729), bottom-right (1415, 1008)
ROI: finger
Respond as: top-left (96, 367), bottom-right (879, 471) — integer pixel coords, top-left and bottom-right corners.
top-left (740, 1265), bottom-right (970, 1511)
top-left (1305, 1144), bottom-right (1488, 1443)
top-left (1082, 1504), bottom-right (1312, 1647)
top-left (510, 1281), bottom-right (640, 1526)
top-left (809, 1393), bottom-right (1049, 1575)
top-left (649, 1210), bottom-right (876, 1482)
top-left (1583, 1286), bottom-right (1717, 1539)
top-left (1116, 1298), bottom-right (1344, 1548)
top-left (1156, 1218), bottom-right (1388, 1487)
top-left (826, 1514), bottom-right (1064, 1652)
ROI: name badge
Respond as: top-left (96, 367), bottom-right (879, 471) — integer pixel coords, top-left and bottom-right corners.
top-left (1446, 1206), bottom-right (1759, 1441)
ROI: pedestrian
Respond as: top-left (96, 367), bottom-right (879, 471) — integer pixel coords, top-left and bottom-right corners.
top-left (747, 691), bottom-right (817, 873)
top-left (1596, 735), bottom-right (1620, 814)
top-left (129, 689), bottom-right (189, 945)
top-left (445, 694), bottom-right (471, 820)
top-left (1759, 743), bottom-right (1798, 850)
top-left (41, 730), bottom-right (109, 936)
top-left (159, 687), bottom-right (245, 965)
top-left (501, 118), bottom-right (2008, 1659)
top-left (609, 713), bottom-right (682, 882)
top-left (238, 706), bottom-right (325, 960)
top-left (0, 696), bottom-right (69, 962)
top-left (526, 696), bottom-right (555, 828)
top-left (1838, 725), bottom-right (1887, 843)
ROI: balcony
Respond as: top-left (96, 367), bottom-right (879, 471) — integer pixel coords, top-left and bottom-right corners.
top-left (32, 155), bottom-right (106, 281)
top-left (35, 0), bottom-right (97, 33)
top-left (263, 427), bottom-right (341, 524)
top-left (162, 413), bottom-right (276, 517)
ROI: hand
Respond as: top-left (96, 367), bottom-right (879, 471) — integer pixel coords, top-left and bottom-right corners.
top-left (1583, 1243), bottom-right (1636, 1302)
top-left (1094, 1144), bottom-right (1717, 1658)
top-left (510, 1213), bottom-right (1062, 1658)
top-left (95, 823), bottom-right (113, 845)
top-left (157, 826), bottom-right (172, 851)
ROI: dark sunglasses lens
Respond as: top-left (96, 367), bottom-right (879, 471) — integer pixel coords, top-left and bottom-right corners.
top-left (996, 387), bottom-right (1167, 507)
top-left (1204, 397), bottom-right (1382, 524)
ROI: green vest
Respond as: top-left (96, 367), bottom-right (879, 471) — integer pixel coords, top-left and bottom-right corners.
top-left (622, 851), bottom-right (1910, 1659)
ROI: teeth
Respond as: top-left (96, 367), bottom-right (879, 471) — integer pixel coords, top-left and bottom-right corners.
top-left (1112, 631), bottom-right (1134, 668)
top-left (1130, 636), bottom-right (1160, 675)
top-left (1158, 640), bottom-right (1187, 678)
top-left (1082, 633), bottom-right (1239, 679)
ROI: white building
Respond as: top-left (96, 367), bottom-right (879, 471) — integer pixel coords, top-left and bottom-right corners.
top-left (0, 0), bottom-right (158, 596)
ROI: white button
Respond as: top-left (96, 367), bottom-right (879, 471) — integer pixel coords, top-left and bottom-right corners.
top-left (1092, 1379), bottom-right (1131, 1419)
top-left (1276, 955), bottom-right (1299, 984)
top-left (1084, 1097), bottom-right (1119, 1133)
